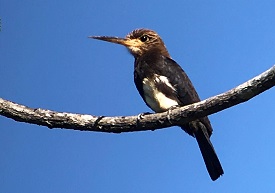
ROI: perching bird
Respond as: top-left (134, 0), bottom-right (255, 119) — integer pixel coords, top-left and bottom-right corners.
top-left (89, 28), bottom-right (223, 181)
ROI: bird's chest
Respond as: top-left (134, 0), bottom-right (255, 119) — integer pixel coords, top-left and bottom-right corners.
top-left (141, 75), bottom-right (179, 113)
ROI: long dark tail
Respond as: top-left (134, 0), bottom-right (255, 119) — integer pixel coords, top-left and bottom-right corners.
top-left (194, 124), bottom-right (224, 181)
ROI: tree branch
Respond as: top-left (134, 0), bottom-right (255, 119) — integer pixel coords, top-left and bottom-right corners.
top-left (1, 65), bottom-right (275, 133)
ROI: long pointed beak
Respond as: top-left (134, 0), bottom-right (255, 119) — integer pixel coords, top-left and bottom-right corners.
top-left (89, 36), bottom-right (140, 48)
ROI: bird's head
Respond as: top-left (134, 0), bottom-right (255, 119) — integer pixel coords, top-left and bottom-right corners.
top-left (89, 29), bottom-right (170, 58)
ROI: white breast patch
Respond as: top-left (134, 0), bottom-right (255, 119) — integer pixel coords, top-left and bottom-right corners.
top-left (142, 75), bottom-right (178, 113)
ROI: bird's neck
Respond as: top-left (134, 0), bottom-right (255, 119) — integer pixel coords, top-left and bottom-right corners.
top-left (134, 48), bottom-right (170, 69)
top-left (159, 49), bottom-right (170, 58)
top-left (137, 47), bottom-right (171, 59)
top-left (155, 46), bottom-right (171, 58)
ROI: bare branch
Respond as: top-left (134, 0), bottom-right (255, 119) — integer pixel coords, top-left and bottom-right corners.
top-left (1, 65), bottom-right (275, 133)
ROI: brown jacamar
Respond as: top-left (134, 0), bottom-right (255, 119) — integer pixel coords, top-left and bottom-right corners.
top-left (90, 28), bottom-right (224, 181)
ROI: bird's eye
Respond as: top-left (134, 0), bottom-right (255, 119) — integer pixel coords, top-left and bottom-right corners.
top-left (140, 35), bottom-right (149, 42)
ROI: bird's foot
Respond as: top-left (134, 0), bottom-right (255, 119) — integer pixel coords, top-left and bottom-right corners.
top-left (167, 105), bottom-right (180, 124)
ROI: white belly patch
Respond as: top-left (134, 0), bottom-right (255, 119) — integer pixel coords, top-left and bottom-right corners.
top-left (142, 75), bottom-right (178, 113)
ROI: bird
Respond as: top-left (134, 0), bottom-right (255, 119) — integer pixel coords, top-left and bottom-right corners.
top-left (89, 28), bottom-right (224, 181)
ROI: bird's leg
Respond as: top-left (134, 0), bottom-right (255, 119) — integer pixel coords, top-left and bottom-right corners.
top-left (167, 105), bottom-right (180, 124)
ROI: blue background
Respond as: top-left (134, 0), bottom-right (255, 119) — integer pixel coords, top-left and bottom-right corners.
top-left (1, 0), bottom-right (275, 192)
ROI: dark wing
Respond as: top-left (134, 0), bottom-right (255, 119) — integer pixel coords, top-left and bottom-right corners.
top-left (161, 57), bottom-right (201, 105)
top-left (160, 56), bottom-right (213, 136)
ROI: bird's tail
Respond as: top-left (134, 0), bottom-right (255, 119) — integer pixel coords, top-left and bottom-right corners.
top-left (193, 122), bottom-right (224, 181)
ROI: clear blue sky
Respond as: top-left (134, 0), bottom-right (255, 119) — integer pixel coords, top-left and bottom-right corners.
top-left (1, 0), bottom-right (275, 192)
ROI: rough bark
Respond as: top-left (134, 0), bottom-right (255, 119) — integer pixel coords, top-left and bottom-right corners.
top-left (0, 65), bottom-right (275, 133)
